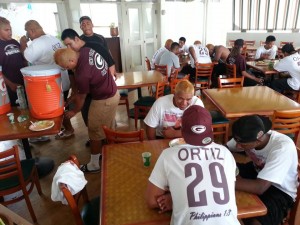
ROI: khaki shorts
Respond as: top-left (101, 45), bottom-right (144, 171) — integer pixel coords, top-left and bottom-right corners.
top-left (88, 91), bottom-right (120, 140)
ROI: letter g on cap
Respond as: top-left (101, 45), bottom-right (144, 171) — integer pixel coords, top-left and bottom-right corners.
top-left (191, 125), bottom-right (206, 134)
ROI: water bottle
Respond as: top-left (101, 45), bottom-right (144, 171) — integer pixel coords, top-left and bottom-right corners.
top-left (16, 85), bottom-right (28, 109)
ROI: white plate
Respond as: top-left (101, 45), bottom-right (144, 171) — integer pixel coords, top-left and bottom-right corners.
top-left (169, 138), bottom-right (186, 147)
top-left (29, 120), bottom-right (55, 131)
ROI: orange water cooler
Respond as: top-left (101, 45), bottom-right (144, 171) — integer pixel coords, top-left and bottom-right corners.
top-left (20, 65), bottom-right (64, 119)
top-left (0, 66), bottom-right (11, 115)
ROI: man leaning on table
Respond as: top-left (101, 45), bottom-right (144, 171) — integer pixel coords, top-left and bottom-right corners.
top-left (255, 35), bottom-right (277, 61)
top-left (144, 80), bottom-right (204, 140)
top-left (227, 115), bottom-right (298, 225)
top-left (146, 105), bottom-right (241, 225)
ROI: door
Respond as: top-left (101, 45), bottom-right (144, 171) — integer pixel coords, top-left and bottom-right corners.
top-left (122, 3), bottom-right (157, 72)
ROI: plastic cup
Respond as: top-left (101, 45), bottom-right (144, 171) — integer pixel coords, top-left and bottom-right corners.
top-left (142, 152), bottom-right (151, 167)
top-left (7, 113), bottom-right (14, 124)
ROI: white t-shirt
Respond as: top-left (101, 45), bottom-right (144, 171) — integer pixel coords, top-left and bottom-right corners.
top-left (24, 34), bottom-right (70, 91)
top-left (159, 51), bottom-right (180, 77)
top-left (255, 45), bottom-right (278, 59)
top-left (149, 143), bottom-right (241, 225)
top-left (179, 44), bottom-right (189, 54)
top-left (189, 45), bottom-right (212, 68)
top-left (152, 46), bottom-right (168, 69)
top-left (144, 94), bottom-right (204, 137)
top-left (273, 52), bottom-right (300, 90)
top-left (227, 131), bottom-right (298, 200)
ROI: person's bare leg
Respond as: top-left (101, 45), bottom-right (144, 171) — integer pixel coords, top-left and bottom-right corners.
top-left (63, 117), bottom-right (74, 133)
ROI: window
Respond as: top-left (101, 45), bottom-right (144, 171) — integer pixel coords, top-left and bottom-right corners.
top-left (232, 0), bottom-right (300, 31)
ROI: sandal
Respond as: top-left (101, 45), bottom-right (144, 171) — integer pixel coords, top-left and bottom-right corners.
top-left (80, 164), bottom-right (100, 173)
top-left (55, 129), bottom-right (74, 140)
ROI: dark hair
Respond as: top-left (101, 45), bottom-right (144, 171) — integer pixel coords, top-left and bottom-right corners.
top-left (266, 35), bottom-right (276, 43)
top-left (171, 42), bottom-right (180, 50)
top-left (234, 39), bottom-right (244, 47)
top-left (228, 46), bottom-right (241, 58)
top-left (61, 28), bottom-right (80, 41)
top-left (282, 43), bottom-right (296, 54)
top-left (179, 37), bottom-right (186, 43)
top-left (79, 16), bottom-right (92, 24)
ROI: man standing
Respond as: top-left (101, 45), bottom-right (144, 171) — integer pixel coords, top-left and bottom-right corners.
top-left (144, 80), bottom-right (204, 140)
top-left (146, 105), bottom-right (240, 225)
top-left (227, 115), bottom-right (298, 225)
top-left (0, 17), bottom-right (26, 106)
top-left (19, 20), bottom-right (70, 142)
top-left (54, 48), bottom-right (119, 173)
top-left (255, 35), bottom-right (277, 60)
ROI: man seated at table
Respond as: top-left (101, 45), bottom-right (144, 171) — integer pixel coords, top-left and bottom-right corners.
top-left (181, 40), bottom-right (211, 81)
top-left (178, 36), bottom-right (189, 55)
top-left (270, 44), bottom-right (300, 93)
top-left (227, 115), bottom-right (298, 225)
top-left (206, 43), bottom-right (230, 87)
top-left (146, 105), bottom-right (241, 225)
top-left (151, 39), bottom-right (173, 69)
top-left (54, 48), bottom-right (120, 173)
top-left (255, 35), bottom-right (277, 61)
top-left (144, 80), bottom-right (204, 140)
top-left (226, 39), bottom-right (263, 86)
top-left (159, 42), bottom-right (183, 79)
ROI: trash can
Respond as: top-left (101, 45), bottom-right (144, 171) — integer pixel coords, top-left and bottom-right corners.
top-left (21, 65), bottom-right (64, 119)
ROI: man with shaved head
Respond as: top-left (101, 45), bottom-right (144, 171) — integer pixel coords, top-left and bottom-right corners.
top-left (151, 39), bottom-right (173, 69)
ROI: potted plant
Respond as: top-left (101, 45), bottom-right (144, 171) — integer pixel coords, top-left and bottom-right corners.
top-left (110, 23), bottom-right (119, 37)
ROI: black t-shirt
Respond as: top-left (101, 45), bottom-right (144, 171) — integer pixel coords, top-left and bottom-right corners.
top-left (80, 33), bottom-right (109, 51)
top-left (84, 42), bottom-right (115, 67)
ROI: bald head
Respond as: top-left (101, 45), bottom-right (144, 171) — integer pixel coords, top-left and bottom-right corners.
top-left (194, 40), bottom-right (202, 45)
top-left (206, 44), bottom-right (215, 56)
top-left (25, 20), bottom-right (45, 40)
top-left (165, 39), bottom-right (173, 50)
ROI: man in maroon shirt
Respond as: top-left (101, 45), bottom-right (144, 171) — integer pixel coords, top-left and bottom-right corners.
top-left (54, 47), bottom-right (120, 173)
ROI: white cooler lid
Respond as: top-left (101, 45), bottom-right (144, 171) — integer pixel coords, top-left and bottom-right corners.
top-left (20, 64), bottom-right (61, 77)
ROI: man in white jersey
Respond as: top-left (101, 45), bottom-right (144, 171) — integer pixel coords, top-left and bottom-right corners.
top-left (151, 39), bottom-right (173, 69)
top-left (227, 115), bottom-right (298, 225)
top-left (19, 20), bottom-right (70, 143)
top-left (270, 44), bottom-right (300, 93)
top-left (146, 105), bottom-right (240, 225)
top-left (255, 35), bottom-right (277, 60)
top-left (144, 80), bottom-right (204, 140)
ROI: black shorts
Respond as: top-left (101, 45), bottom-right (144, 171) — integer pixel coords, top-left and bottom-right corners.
top-left (237, 162), bottom-right (294, 225)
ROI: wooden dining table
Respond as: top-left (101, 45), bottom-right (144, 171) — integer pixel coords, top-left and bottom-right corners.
top-left (100, 139), bottom-right (267, 225)
top-left (203, 86), bottom-right (300, 118)
top-left (0, 107), bottom-right (63, 177)
top-left (115, 70), bottom-right (165, 98)
top-left (246, 61), bottom-right (279, 76)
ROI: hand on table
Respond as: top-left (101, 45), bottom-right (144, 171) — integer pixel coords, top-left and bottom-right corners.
top-left (162, 127), bottom-right (179, 139)
top-left (255, 77), bottom-right (264, 85)
top-left (157, 192), bottom-right (172, 213)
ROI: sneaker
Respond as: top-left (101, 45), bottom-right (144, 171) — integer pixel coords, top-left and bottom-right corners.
top-left (29, 136), bottom-right (50, 143)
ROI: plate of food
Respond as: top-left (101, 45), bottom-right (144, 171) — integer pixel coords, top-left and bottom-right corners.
top-left (29, 120), bottom-right (55, 131)
top-left (255, 61), bottom-right (268, 66)
top-left (169, 138), bottom-right (186, 147)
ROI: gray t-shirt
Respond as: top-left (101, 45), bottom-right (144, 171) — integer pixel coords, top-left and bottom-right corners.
top-left (159, 51), bottom-right (180, 77)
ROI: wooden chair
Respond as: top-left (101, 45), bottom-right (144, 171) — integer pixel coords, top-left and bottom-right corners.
top-left (59, 155), bottom-right (100, 225)
top-left (0, 146), bottom-right (42, 222)
top-left (170, 74), bottom-right (190, 94)
top-left (119, 90), bottom-right (130, 118)
top-left (281, 147), bottom-right (300, 225)
top-left (194, 63), bottom-right (214, 92)
top-left (102, 125), bottom-right (144, 144)
top-left (228, 40), bottom-right (235, 47)
top-left (271, 110), bottom-right (300, 144)
top-left (244, 40), bottom-right (256, 46)
top-left (154, 64), bottom-right (168, 78)
top-left (133, 82), bottom-right (166, 128)
top-left (170, 68), bottom-right (180, 82)
top-left (260, 41), bottom-right (266, 46)
top-left (225, 64), bottom-right (237, 78)
top-left (145, 57), bottom-right (151, 71)
top-left (280, 41), bottom-right (294, 47)
top-left (218, 77), bottom-right (244, 88)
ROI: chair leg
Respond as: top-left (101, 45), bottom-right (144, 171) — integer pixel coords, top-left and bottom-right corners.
top-left (125, 98), bottom-right (130, 118)
top-left (224, 123), bottom-right (229, 144)
top-left (34, 168), bottom-right (43, 195)
top-left (134, 106), bottom-right (138, 129)
top-left (23, 188), bottom-right (37, 222)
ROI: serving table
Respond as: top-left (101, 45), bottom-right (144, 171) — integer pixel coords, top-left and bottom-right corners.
top-left (100, 140), bottom-right (267, 225)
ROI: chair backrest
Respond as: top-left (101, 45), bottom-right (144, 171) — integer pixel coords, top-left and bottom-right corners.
top-left (271, 110), bottom-right (300, 144)
top-left (102, 125), bottom-right (144, 144)
top-left (170, 68), bottom-right (180, 82)
top-left (228, 40), bottom-right (235, 47)
top-left (280, 41), bottom-right (294, 47)
top-left (145, 57), bottom-right (151, 71)
top-left (218, 77), bottom-right (244, 88)
top-left (260, 41), bottom-right (266, 46)
top-left (59, 155), bottom-right (89, 225)
top-left (244, 40), bottom-right (255, 46)
top-left (154, 64), bottom-right (168, 77)
top-left (0, 146), bottom-right (22, 182)
top-left (225, 64), bottom-right (237, 78)
top-left (154, 81), bottom-right (166, 99)
top-left (170, 75), bottom-right (190, 94)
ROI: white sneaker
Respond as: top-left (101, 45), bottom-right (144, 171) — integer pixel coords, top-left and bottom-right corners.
top-left (29, 136), bottom-right (50, 143)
